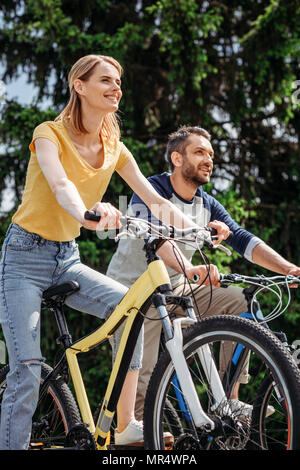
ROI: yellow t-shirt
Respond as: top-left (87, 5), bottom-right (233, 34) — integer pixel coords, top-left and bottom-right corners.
top-left (12, 120), bottom-right (134, 241)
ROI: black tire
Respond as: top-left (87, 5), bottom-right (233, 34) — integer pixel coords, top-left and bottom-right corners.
top-left (249, 373), bottom-right (295, 450)
top-left (0, 362), bottom-right (81, 448)
top-left (144, 316), bottom-right (300, 450)
top-left (163, 398), bottom-right (183, 438)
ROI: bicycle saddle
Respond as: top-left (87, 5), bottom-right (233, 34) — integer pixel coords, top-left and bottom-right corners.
top-left (43, 280), bottom-right (80, 302)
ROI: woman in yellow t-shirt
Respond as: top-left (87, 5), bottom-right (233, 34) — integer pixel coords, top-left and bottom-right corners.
top-left (0, 54), bottom-right (200, 450)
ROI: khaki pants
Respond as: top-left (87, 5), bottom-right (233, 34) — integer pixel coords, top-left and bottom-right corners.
top-left (135, 283), bottom-right (249, 421)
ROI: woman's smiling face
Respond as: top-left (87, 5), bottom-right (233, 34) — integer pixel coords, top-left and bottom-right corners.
top-left (75, 61), bottom-right (122, 113)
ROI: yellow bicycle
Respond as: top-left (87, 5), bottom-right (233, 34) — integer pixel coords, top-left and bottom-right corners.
top-left (1, 212), bottom-right (300, 450)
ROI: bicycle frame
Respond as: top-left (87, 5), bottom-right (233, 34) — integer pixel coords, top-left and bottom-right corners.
top-left (40, 215), bottom-right (250, 450)
top-left (46, 252), bottom-right (232, 450)
top-left (63, 258), bottom-right (170, 449)
top-left (53, 256), bottom-right (220, 450)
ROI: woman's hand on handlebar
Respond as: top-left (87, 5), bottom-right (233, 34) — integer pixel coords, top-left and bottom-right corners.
top-left (83, 203), bottom-right (122, 231)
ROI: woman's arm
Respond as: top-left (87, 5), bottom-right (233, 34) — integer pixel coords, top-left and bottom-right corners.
top-left (117, 158), bottom-right (198, 229)
top-left (35, 138), bottom-right (87, 224)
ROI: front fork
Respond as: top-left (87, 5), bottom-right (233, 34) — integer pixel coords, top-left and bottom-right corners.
top-left (153, 293), bottom-right (227, 431)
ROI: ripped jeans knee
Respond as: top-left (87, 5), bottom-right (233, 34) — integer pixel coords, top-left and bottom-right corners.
top-left (19, 357), bottom-right (43, 384)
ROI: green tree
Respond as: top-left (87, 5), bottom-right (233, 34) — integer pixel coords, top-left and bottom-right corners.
top-left (1, 0), bottom-right (299, 404)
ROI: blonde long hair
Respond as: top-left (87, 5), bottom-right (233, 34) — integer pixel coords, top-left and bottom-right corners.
top-left (55, 55), bottom-right (123, 140)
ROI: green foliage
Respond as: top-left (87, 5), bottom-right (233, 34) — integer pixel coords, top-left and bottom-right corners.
top-left (0, 0), bottom-right (299, 406)
top-left (145, 0), bottom-right (223, 101)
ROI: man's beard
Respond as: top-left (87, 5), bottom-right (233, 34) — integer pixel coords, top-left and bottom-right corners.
top-left (181, 161), bottom-right (209, 187)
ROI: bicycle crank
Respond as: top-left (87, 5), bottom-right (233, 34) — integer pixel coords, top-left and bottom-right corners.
top-left (174, 433), bottom-right (202, 450)
top-left (64, 424), bottom-right (97, 450)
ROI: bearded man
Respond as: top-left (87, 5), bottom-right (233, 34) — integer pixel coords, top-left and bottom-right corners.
top-left (107, 125), bottom-right (300, 421)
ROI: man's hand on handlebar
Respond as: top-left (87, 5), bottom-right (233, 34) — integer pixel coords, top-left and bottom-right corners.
top-left (286, 266), bottom-right (300, 288)
top-left (208, 220), bottom-right (231, 245)
top-left (186, 264), bottom-right (220, 287)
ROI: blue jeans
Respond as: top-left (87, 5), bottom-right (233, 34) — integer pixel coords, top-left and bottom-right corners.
top-left (0, 223), bottom-right (142, 450)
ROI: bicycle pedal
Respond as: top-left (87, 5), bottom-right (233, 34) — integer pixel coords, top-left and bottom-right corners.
top-left (165, 444), bottom-right (174, 450)
top-left (29, 442), bottom-right (46, 450)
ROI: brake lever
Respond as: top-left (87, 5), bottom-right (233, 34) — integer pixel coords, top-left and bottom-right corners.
top-left (115, 218), bottom-right (151, 241)
top-left (213, 244), bottom-right (232, 256)
top-left (204, 227), bottom-right (232, 255)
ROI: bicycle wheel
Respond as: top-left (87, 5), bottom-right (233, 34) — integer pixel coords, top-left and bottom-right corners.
top-left (144, 316), bottom-right (300, 450)
top-left (0, 362), bottom-right (81, 448)
top-left (249, 374), bottom-right (295, 450)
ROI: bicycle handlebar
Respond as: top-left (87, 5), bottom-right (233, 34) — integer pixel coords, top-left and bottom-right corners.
top-left (84, 210), bottom-right (229, 250)
top-left (85, 211), bottom-right (299, 322)
top-left (219, 273), bottom-right (300, 286)
top-left (84, 210), bottom-right (102, 222)
top-left (217, 272), bottom-right (299, 323)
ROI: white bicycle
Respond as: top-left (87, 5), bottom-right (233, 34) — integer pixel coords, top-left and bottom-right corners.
top-left (120, 217), bottom-right (300, 450)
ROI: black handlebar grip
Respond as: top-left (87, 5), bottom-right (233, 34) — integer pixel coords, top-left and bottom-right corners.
top-left (84, 210), bottom-right (101, 222)
top-left (209, 227), bottom-right (233, 239)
